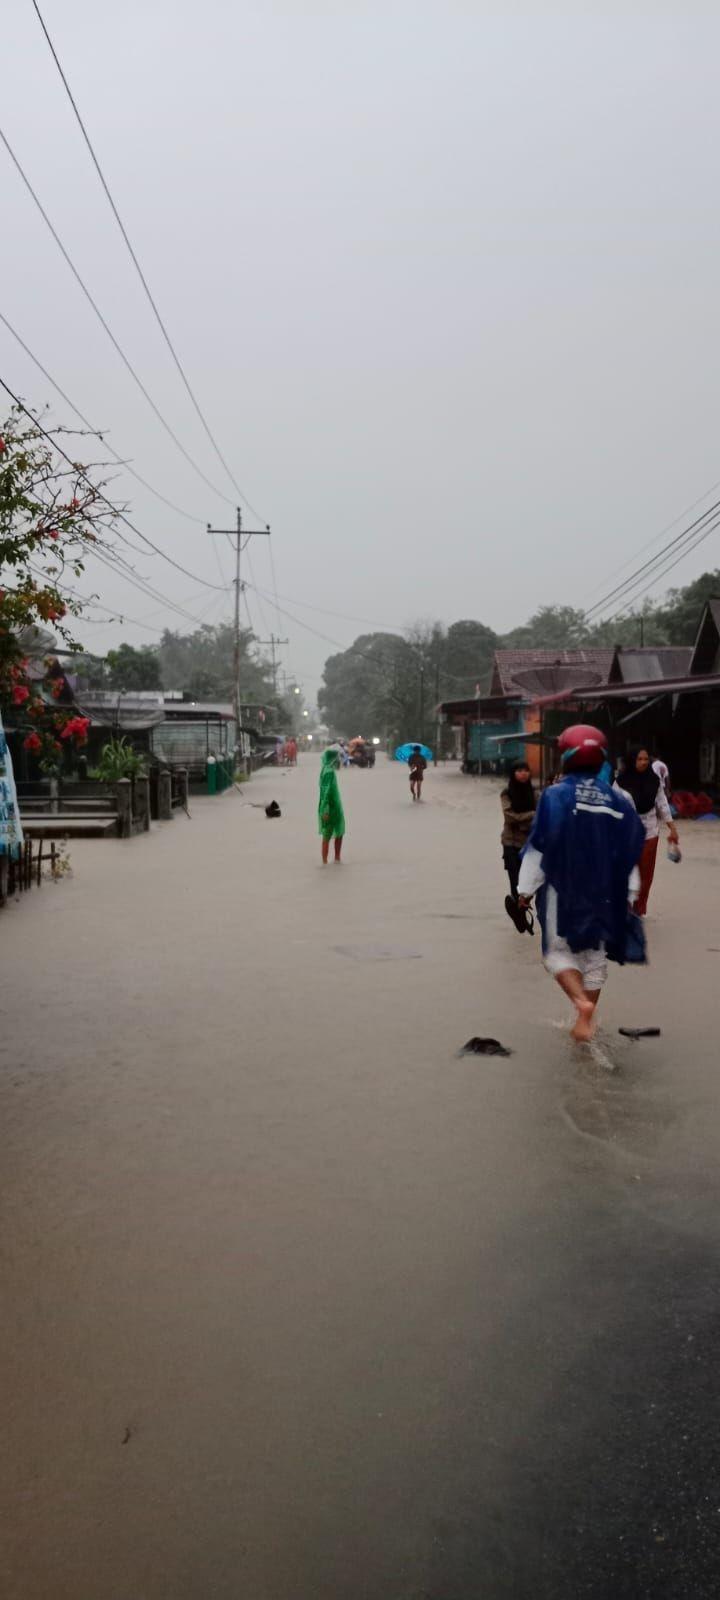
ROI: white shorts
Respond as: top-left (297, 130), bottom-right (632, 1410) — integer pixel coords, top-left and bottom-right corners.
top-left (542, 885), bottom-right (607, 988)
top-left (544, 937), bottom-right (607, 989)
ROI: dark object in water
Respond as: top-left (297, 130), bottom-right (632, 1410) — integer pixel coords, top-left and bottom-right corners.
top-left (459, 1037), bottom-right (513, 1057)
top-left (265, 801), bottom-right (281, 818)
top-left (618, 1026), bottom-right (661, 1039)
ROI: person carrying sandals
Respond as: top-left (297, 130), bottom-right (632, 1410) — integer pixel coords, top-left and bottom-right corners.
top-left (500, 759), bottom-right (536, 901)
top-left (515, 725), bottom-right (645, 1043)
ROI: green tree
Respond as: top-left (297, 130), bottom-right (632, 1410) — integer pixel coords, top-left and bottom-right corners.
top-left (106, 642), bottom-right (162, 691)
top-left (72, 651), bottom-right (108, 688)
top-left (653, 570), bottom-right (720, 644)
top-left (158, 622), bottom-right (279, 715)
top-left (502, 605), bottom-right (591, 650)
top-left (319, 632), bottom-right (419, 741)
top-left (444, 619), bottom-right (498, 694)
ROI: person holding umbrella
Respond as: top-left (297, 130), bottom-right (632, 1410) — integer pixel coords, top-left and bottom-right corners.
top-left (409, 744), bottom-right (428, 801)
top-left (395, 742), bottom-right (433, 801)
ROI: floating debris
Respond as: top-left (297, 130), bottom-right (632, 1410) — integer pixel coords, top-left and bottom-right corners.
top-left (458, 1037), bottom-right (513, 1058)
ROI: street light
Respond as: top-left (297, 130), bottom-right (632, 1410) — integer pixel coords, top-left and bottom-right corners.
top-left (294, 686), bottom-right (301, 695)
top-left (303, 709), bottom-right (309, 717)
top-left (372, 737), bottom-right (380, 746)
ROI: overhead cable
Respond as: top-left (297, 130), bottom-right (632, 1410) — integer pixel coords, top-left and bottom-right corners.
top-left (0, 124), bottom-right (235, 508)
top-left (0, 309), bottom-right (208, 528)
top-left (602, 510), bottom-right (720, 622)
top-left (0, 376), bottom-right (226, 592)
top-left (28, 0), bottom-right (269, 525)
top-left (585, 473), bottom-right (720, 603)
top-left (584, 497), bottom-right (720, 622)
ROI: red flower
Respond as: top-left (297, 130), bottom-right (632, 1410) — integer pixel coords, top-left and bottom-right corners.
top-left (48, 529), bottom-right (59, 541)
top-left (12, 684), bottom-right (30, 705)
top-left (23, 732), bottom-right (42, 753)
top-left (0, 437), bottom-right (5, 452)
top-left (60, 715), bottom-right (91, 743)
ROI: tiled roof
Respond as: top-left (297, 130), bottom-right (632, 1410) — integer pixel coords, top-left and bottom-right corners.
top-left (490, 648), bottom-right (614, 698)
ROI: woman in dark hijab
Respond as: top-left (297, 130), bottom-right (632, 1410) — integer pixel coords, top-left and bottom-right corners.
top-left (616, 746), bottom-right (679, 914)
top-left (500, 759), bottom-right (536, 900)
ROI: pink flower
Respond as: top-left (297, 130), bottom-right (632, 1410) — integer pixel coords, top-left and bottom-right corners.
top-left (12, 684), bottom-right (30, 705)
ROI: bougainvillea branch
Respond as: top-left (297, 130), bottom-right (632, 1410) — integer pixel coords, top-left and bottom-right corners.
top-left (1, 404), bottom-right (122, 771)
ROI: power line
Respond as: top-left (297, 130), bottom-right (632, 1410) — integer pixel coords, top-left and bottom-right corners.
top-left (0, 123), bottom-right (236, 508)
top-left (601, 509), bottom-right (720, 623)
top-left (83, 549), bottom-right (210, 627)
top-left (0, 376), bottom-right (227, 592)
top-left (584, 474), bottom-right (720, 603)
top-left (584, 497), bottom-right (720, 622)
top-left (245, 577), bottom-right (404, 631)
top-left (0, 308), bottom-right (209, 528)
top-left (29, 0), bottom-right (269, 525)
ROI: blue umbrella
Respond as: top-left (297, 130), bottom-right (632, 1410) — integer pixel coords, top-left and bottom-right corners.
top-left (395, 742), bottom-right (433, 763)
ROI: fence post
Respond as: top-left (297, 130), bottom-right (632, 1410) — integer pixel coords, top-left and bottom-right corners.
top-left (158, 769), bottom-right (172, 821)
top-left (49, 775), bottom-right (59, 815)
top-left (177, 768), bottom-right (189, 810)
top-left (207, 755), bottom-right (217, 795)
top-left (134, 774), bottom-right (151, 832)
top-left (116, 778), bottom-right (132, 837)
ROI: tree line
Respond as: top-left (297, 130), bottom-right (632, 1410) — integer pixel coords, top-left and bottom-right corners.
top-left (75, 623), bottom-right (305, 729)
top-left (318, 571), bottom-right (720, 744)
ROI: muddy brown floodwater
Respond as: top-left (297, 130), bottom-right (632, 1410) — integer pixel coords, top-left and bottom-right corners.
top-left (2, 757), bottom-right (720, 1598)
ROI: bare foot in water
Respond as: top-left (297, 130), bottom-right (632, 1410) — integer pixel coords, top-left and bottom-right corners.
top-left (571, 998), bottom-right (596, 1043)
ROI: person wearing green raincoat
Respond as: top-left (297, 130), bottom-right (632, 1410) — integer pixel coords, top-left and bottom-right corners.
top-left (318, 747), bottom-right (346, 863)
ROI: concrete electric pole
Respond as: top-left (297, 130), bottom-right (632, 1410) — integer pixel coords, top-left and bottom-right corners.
top-left (206, 509), bottom-right (270, 736)
top-left (256, 634), bottom-right (288, 700)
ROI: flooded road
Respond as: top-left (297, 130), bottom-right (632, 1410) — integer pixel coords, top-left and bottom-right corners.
top-left (2, 757), bottom-right (720, 1598)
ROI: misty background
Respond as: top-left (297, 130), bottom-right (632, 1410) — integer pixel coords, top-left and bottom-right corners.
top-left (3, 0), bottom-right (720, 699)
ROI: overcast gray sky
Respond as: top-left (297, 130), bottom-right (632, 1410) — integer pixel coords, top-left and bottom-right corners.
top-left (3, 1), bottom-right (720, 695)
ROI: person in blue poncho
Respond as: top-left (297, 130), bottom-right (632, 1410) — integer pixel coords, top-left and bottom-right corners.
top-left (517, 724), bottom-right (645, 1042)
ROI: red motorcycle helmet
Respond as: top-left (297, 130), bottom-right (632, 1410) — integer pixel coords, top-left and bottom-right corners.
top-left (557, 723), bottom-right (607, 772)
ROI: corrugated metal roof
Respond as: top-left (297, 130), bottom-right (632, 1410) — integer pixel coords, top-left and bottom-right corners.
top-left (77, 690), bottom-right (165, 729)
top-left (491, 648), bottom-right (613, 698)
top-left (533, 673), bottom-right (720, 708)
top-left (611, 646), bottom-right (692, 683)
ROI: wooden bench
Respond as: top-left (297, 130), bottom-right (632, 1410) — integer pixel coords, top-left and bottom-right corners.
top-left (20, 813), bottom-right (120, 839)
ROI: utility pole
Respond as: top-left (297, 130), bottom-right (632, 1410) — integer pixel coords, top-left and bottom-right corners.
top-left (434, 652), bottom-right (440, 767)
top-left (207, 509), bottom-right (270, 741)
top-left (257, 634), bottom-right (288, 701)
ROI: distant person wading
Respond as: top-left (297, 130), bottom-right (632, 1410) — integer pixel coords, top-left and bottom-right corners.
top-left (409, 746), bottom-right (427, 802)
top-left (500, 760), bottom-right (536, 900)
